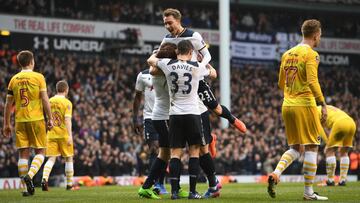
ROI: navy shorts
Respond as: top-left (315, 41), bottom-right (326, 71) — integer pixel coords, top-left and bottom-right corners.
top-left (143, 119), bottom-right (159, 143)
top-left (152, 120), bottom-right (170, 148)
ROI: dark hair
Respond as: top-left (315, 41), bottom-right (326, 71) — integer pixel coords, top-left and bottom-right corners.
top-left (56, 80), bottom-right (69, 93)
top-left (17, 50), bottom-right (34, 67)
top-left (156, 43), bottom-right (177, 59)
top-left (301, 19), bottom-right (321, 38)
top-left (163, 8), bottom-right (182, 20)
top-left (177, 40), bottom-right (193, 55)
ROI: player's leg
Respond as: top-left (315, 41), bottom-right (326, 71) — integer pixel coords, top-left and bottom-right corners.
top-left (168, 115), bottom-right (188, 199)
top-left (198, 79), bottom-right (246, 133)
top-left (151, 120), bottom-right (170, 194)
top-left (65, 156), bottom-right (74, 190)
top-left (41, 156), bottom-right (56, 191)
top-left (268, 106), bottom-right (301, 198)
top-left (143, 119), bottom-right (159, 170)
top-left (198, 111), bottom-right (220, 198)
top-left (169, 148), bottom-right (183, 199)
top-left (15, 122), bottom-right (31, 196)
top-left (18, 148), bottom-right (30, 196)
top-left (302, 107), bottom-right (327, 200)
top-left (325, 147), bottom-right (337, 186)
top-left (188, 144), bottom-right (202, 199)
top-left (339, 119), bottom-right (356, 186)
top-left (339, 147), bottom-right (351, 186)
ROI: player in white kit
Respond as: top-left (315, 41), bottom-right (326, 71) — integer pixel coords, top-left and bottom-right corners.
top-left (138, 43), bottom-right (186, 199)
top-left (133, 69), bottom-right (163, 181)
top-left (148, 40), bottom-right (217, 199)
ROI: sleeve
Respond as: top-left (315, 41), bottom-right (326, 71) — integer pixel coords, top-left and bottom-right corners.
top-left (306, 51), bottom-right (325, 103)
top-left (65, 101), bottom-right (73, 118)
top-left (39, 74), bottom-right (47, 92)
top-left (157, 59), bottom-right (170, 75)
top-left (193, 32), bottom-right (211, 65)
top-left (135, 72), bottom-right (144, 92)
top-left (278, 54), bottom-right (285, 90)
top-left (7, 78), bottom-right (14, 96)
top-left (193, 32), bottom-right (207, 51)
top-left (198, 64), bottom-right (210, 78)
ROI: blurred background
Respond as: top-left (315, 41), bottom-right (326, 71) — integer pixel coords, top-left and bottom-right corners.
top-left (0, 0), bottom-right (359, 186)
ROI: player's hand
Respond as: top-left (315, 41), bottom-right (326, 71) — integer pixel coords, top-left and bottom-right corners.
top-left (320, 104), bottom-right (327, 124)
top-left (47, 119), bottom-right (54, 130)
top-left (197, 53), bottom-right (203, 62)
top-left (132, 118), bottom-right (143, 135)
top-left (3, 124), bottom-right (12, 138)
top-left (67, 136), bottom-right (73, 146)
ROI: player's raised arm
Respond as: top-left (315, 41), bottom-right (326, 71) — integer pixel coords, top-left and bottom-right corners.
top-left (206, 64), bottom-right (217, 79)
top-left (147, 54), bottom-right (159, 68)
top-left (193, 32), bottom-right (211, 65)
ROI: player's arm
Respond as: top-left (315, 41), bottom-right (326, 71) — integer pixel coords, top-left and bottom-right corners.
top-left (206, 64), bottom-right (217, 79)
top-left (278, 55), bottom-right (285, 90)
top-left (3, 92), bottom-right (14, 138)
top-left (194, 32), bottom-right (211, 65)
top-left (65, 117), bottom-right (73, 145)
top-left (133, 73), bottom-right (144, 135)
top-left (147, 54), bottom-right (159, 68)
top-left (40, 91), bottom-right (53, 129)
top-left (306, 53), bottom-right (327, 122)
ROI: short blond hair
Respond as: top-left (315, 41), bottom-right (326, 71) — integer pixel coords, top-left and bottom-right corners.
top-left (301, 19), bottom-right (321, 38)
top-left (56, 80), bottom-right (69, 93)
top-left (163, 8), bottom-right (182, 20)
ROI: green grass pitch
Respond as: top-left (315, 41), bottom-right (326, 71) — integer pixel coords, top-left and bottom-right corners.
top-left (1, 182), bottom-right (360, 203)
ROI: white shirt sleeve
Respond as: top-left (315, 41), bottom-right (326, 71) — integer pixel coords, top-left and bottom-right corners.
top-left (135, 72), bottom-right (144, 92)
top-left (193, 32), bottom-right (211, 65)
top-left (157, 58), bottom-right (171, 75)
top-left (198, 63), bottom-right (210, 78)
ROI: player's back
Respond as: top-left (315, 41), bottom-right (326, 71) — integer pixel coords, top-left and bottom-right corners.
top-left (317, 105), bottom-right (352, 129)
top-left (135, 69), bottom-right (155, 119)
top-left (152, 75), bottom-right (170, 120)
top-left (47, 95), bottom-right (72, 139)
top-left (8, 70), bottom-right (46, 122)
top-left (158, 59), bottom-right (209, 115)
top-left (279, 44), bottom-right (320, 106)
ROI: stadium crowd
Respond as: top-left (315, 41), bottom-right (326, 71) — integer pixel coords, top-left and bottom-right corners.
top-left (0, 0), bottom-right (359, 38)
top-left (0, 49), bottom-right (359, 179)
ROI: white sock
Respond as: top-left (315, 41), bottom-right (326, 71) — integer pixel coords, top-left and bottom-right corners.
top-left (65, 161), bottom-right (74, 187)
top-left (303, 151), bottom-right (317, 195)
top-left (28, 154), bottom-right (45, 179)
top-left (273, 148), bottom-right (300, 177)
top-left (326, 156), bottom-right (336, 182)
top-left (18, 159), bottom-right (28, 192)
top-left (340, 156), bottom-right (350, 182)
top-left (42, 158), bottom-right (55, 181)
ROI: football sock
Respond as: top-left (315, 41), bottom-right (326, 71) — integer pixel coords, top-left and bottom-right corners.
top-left (274, 149), bottom-right (300, 177)
top-left (219, 105), bottom-right (236, 124)
top-left (340, 156), bottom-right (350, 182)
top-left (199, 153), bottom-right (217, 188)
top-left (42, 158), bottom-right (55, 182)
top-left (143, 158), bottom-right (167, 189)
top-left (65, 161), bottom-right (74, 187)
top-left (326, 156), bottom-right (336, 182)
top-left (189, 157), bottom-right (199, 193)
top-left (158, 163), bottom-right (166, 185)
top-left (18, 159), bottom-right (28, 192)
top-left (169, 158), bottom-right (181, 193)
top-left (303, 151), bottom-right (317, 195)
top-left (28, 154), bottom-right (45, 179)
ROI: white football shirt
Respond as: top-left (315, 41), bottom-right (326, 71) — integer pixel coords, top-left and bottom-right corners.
top-left (157, 59), bottom-right (209, 115)
top-left (152, 75), bottom-right (170, 120)
top-left (135, 69), bottom-right (155, 119)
